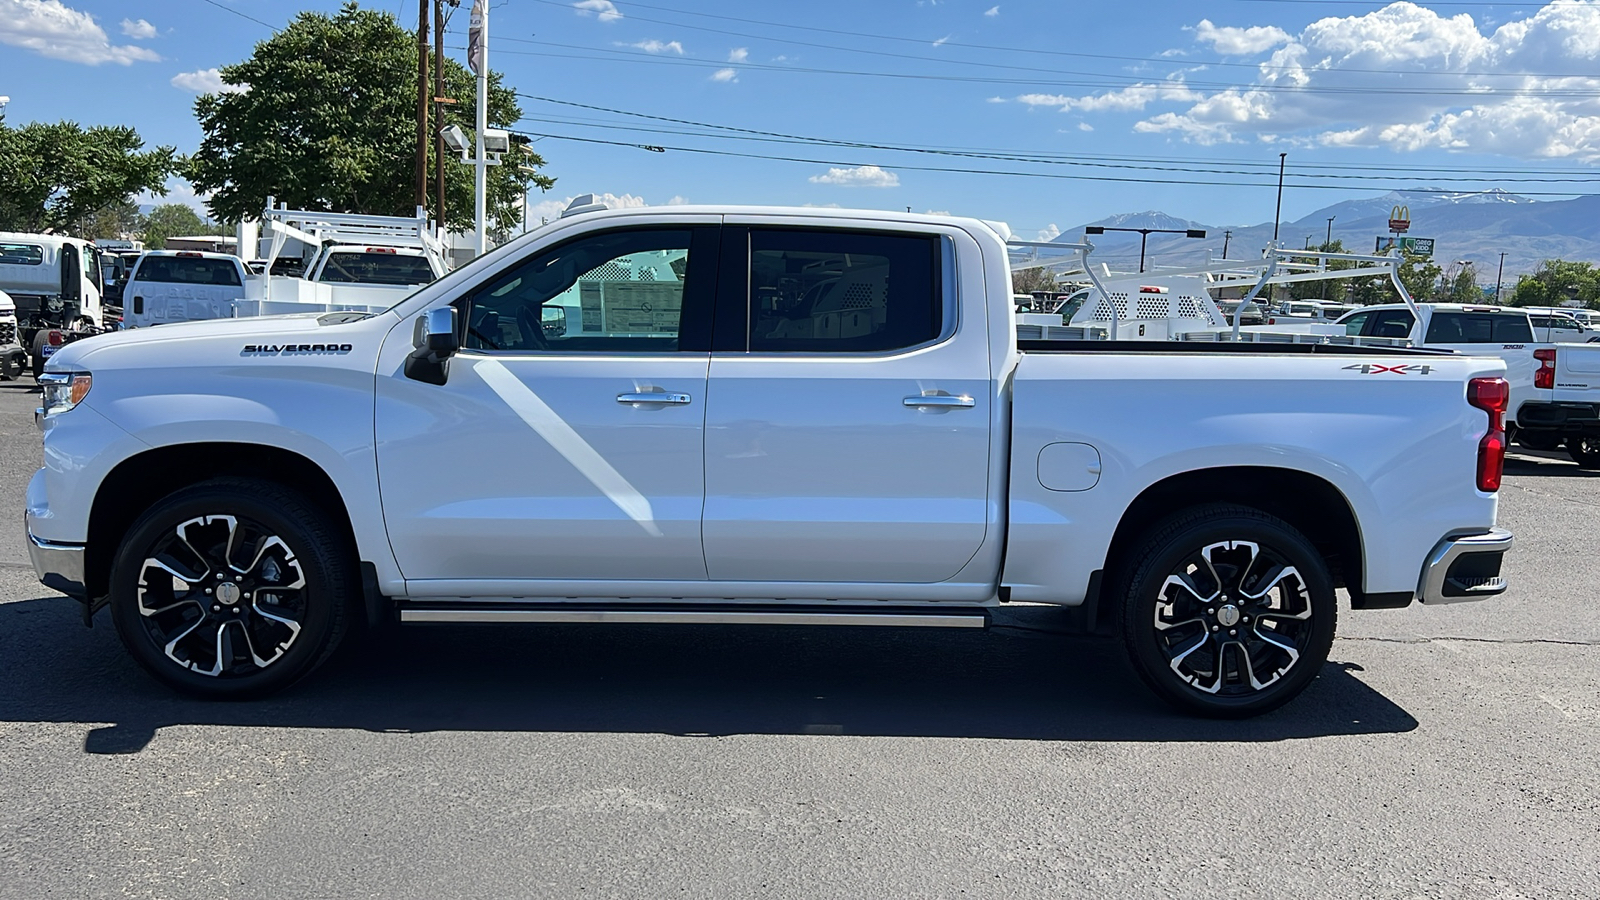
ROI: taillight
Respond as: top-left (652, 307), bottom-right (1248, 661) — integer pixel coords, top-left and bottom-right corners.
top-left (1468, 377), bottom-right (1509, 492)
top-left (47, 330), bottom-right (64, 347)
top-left (1534, 348), bottom-right (1556, 389)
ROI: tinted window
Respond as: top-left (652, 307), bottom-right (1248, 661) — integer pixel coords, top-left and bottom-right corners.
top-left (1370, 309), bottom-right (1415, 339)
top-left (465, 229), bottom-right (697, 353)
top-left (0, 243), bottom-right (43, 265)
top-left (318, 252), bottom-right (436, 286)
top-left (747, 230), bottom-right (939, 352)
top-left (1339, 311), bottom-right (1371, 336)
top-left (1425, 312), bottom-right (1533, 344)
top-left (132, 257), bottom-right (242, 287)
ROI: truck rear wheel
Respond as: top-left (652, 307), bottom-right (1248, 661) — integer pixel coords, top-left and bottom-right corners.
top-left (1118, 504), bottom-right (1336, 718)
top-left (29, 331), bottom-right (47, 378)
top-left (108, 479), bottom-right (355, 699)
top-left (1568, 438), bottom-right (1600, 468)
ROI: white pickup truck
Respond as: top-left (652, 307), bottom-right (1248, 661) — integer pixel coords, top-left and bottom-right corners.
top-left (27, 205), bottom-right (1515, 717)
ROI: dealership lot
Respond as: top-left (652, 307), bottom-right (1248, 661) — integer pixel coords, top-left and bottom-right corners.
top-left (0, 379), bottom-right (1595, 899)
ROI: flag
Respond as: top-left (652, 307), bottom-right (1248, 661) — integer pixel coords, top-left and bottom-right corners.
top-left (467, 0), bottom-right (486, 75)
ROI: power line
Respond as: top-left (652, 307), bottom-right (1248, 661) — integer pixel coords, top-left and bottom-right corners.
top-left (470, 41), bottom-right (1600, 99)
top-left (193, 0), bottom-right (276, 31)
top-left (514, 93), bottom-right (1600, 180)
top-left (510, 128), bottom-right (1600, 197)
top-left (521, 0), bottom-right (1600, 81)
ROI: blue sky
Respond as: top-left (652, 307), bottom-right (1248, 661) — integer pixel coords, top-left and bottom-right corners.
top-left (4, 0), bottom-right (1599, 238)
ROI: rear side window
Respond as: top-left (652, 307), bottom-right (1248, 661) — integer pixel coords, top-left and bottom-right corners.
top-left (1339, 311), bottom-right (1370, 336)
top-left (0, 243), bottom-right (43, 265)
top-left (1369, 309), bottom-right (1415, 339)
top-left (747, 229), bottom-right (939, 353)
top-left (318, 252), bottom-right (436, 286)
top-left (133, 257), bottom-right (243, 287)
top-left (1425, 313), bottom-right (1533, 344)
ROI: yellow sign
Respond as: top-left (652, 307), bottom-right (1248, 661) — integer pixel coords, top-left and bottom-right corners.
top-left (1388, 204), bottom-right (1411, 234)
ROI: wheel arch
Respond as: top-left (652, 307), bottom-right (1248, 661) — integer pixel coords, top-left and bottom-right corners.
top-left (85, 442), bottom-right (360, 602)
top-left (1102, 466), bottom-right (1373, 606)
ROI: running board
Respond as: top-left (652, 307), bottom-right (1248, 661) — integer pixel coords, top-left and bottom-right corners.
top-left (398, 604), bottom-right (988, 629)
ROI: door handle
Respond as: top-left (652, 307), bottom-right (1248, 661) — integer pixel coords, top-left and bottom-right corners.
top-left (904, 394), bottom-right (975, 409)
top-left (617, 391), bottom-right (692, 405)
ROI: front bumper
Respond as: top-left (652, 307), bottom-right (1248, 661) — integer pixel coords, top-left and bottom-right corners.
top-left (1418, 528), bottom-right (1513, 604)
top-left (28, 528), bottom-right (86, 601)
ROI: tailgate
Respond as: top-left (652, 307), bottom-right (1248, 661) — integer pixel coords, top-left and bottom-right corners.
top-left (1553, 343), bottom-right (1600, 402)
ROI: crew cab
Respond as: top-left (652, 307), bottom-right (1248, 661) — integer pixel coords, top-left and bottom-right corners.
top-left (27, 205), bottom-right (1515, 717)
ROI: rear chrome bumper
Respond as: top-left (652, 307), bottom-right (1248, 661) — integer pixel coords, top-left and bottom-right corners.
top-left (28, 528), bottom-right (86, 601)
top-left (1419, 528), bottom-right (1513, 604)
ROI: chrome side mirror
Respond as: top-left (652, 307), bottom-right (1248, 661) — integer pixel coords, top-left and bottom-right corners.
top-left (405, 306), bottom-right (459, 385)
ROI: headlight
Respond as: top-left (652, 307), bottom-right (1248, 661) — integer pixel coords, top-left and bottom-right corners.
top-left (39, 372), bottom-right (92, 417)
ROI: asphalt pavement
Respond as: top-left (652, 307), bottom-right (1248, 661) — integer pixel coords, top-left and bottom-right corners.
top-left (0, 378), bottom-right (1596, 899)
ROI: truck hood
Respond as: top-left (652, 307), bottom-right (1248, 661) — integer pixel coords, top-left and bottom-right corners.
top-left (45, 311), bottom-right (397, 372)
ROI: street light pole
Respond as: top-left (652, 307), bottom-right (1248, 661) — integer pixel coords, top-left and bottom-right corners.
top-left (1495, 251), bottom-right (1507, 302)
top-left (472, 0), bottom-right (489, 254)
top-left (1273, 152), bottom-right (1287, 243)
top-left (1321, 216), bottom-right (1336, 301)
top-left (1222, 230), bottom-right (1232, 258)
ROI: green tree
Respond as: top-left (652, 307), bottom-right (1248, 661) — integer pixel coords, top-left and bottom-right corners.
top-left (188, 2), bottom-right (552, 231)
top-left (1508, 259), bottom-right (1600, 309)
top-left (141, 203), bottom-right (223, 250)
top-left (1396, 253), bottom-right (1442, 302)
top-left (0, 120), bottom-right (177, 234)
top-left (1442, 262), bottom-right (1481, 303)
top-left (1012, 267), bottom-right (1057, 294)
top-left (74, 199), bottom-right (144, 241)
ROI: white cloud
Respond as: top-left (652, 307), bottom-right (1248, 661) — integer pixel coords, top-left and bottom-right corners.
top-left (986, 96), bottom-right (1007, 103)
top-left (171, 68), bottom-right (247, 94)
top-left (801, 202), bottom-right (844, 208)
top-left (984, 6), bottom-right (1000, 17)
top-left (1036, 224), bottom-right (1062, 241)
top-left (1019, 2), bottom-right (1600, 161)
top-left (627, 39), bottom-right (682, 54)
top-left (924, 209), bottom-right (952, 216)
top-left (728, 47), bottom-right (748, 63)
top-left (573, 0), bottom-right (622, 23)
top-left (666, 195), bottom-right (690, 205)
top-left (1077, 122), bottom-right (1094, 131)
top-left (0, 0), bottom-right (161, 65)
top-left (808, 165), bottom-right (900, 188)
top-left (119, 17), bottom-right (155, 39)
top-left (711, 67), bottom-right (738, 82)
top-left (932, 34), bottom-right (951, 47)
top-left (1190, 19), bottom-right (1291, 55)
top-left (137, 178), bottom-right (211, 214)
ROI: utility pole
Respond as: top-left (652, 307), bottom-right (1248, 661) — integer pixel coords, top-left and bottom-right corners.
top-left (471, 0), bottom-right (489, 254)
top-left (433, 0), bottom-right (451, 235)
top-left (1321, 216), bottom-right (1336, 301)
top-left (1272, 152), bottom-right (1287, 243)
top-left (1495, 251), bottom-right (1507, 302)
top-left (414, 1), bottom-right (430, 212)
top-left (1222, 230), bottom-right (1232, 258)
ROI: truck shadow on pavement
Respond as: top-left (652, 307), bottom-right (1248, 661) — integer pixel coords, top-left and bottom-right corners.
top-left (1505, 449), bottom-right (1600, 477)
top-left (0, 596), bottom-right (1418, 755)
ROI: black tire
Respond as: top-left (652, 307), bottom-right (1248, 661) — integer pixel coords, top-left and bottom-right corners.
top-left (1118, 503), bottom-right (1337, 718)
top-left (29, 331), bottom-right (46, 379)
top-left (1517, 431), bottom-right (1564, 452)
top-left (1568, 437), bottom-right (1600, 469)
top-left (109, 478), bottom-right (356, 699)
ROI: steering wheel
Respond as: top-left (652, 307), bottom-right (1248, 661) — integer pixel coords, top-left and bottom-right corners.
top-left (515, 304), bottom-right (552, 351)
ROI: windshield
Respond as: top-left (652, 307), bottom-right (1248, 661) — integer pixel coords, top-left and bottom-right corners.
top-left (318, 251), bottom-right (436, 286)
top-left (132, 256), bottom-right (242, 287)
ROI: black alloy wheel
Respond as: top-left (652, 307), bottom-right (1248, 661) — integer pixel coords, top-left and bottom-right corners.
top-left (1568, 437), bottom-right (1600, 469)
top-left (110, 479), bottom-right (354, 698)
top-left (1120, 504), bottom-right (1336, 718)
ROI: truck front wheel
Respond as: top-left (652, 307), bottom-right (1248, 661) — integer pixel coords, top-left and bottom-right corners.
top-left (1118, 504), bottom-right (1337, 718)
top-left (108, 479), bottom-right (355, 698)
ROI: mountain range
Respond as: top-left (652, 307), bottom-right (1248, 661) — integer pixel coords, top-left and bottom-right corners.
top-left (1057, 187), bottom-right (1600, 282)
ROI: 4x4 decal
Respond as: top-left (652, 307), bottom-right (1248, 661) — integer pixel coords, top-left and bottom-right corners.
top-left (1343, 363), bottom-right (1434, 375)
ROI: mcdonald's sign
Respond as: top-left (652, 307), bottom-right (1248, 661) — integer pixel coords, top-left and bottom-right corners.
top-left (1388, 204), bottom-right (1411, 233)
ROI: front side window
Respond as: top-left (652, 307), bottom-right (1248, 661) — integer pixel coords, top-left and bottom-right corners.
top-left (464, 229), bottom-right (697, 353)
top-left (747, 229), bottom-right (939, 352)
top-left (0, 243), bottom-right (43, 265)
top-left (1340, 311), bottom-right (1370, 335)
top-left (132, 257), bottom-right (243, 287)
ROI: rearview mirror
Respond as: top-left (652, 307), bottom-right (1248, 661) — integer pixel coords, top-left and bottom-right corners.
top-left (541, 305), bottom-right (567, 338)
top-left (405, 306), bottom-right (459, 385)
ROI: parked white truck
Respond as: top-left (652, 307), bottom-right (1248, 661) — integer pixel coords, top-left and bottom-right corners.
top-left (0, 232), bottom-right (109, 375)
top-left (28, 205), bottom-right (1514, 717)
